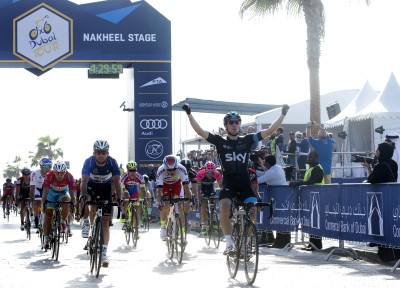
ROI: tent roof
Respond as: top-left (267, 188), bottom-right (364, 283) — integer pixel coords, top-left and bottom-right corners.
top-left (172, 98), bottom-right (280, 115)
top-left (324, 81), bottom-right (378, 128)
top-left (350, 73), bottom-right (400, 121)
top-left (252, 89), bottom-right (360, 126)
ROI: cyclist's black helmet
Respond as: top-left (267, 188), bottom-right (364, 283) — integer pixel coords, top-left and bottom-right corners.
top-left (180, 158), bottom-right (192, 169)
top-left (223, 111), bottom-right (241, 125)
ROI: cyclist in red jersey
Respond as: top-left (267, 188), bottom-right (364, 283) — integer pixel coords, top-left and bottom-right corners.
top-left (2, 178), bottom-right (15, 218)
top-left (41, 161), bottom-right (76, 249)
top-left (156, 155), bottom-right (191, 242)
top-left (182, 103), bottom-right (289, 255)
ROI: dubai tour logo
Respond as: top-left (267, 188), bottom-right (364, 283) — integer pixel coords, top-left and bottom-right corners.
top-left (145, 140), bottom-right (163, 159)
top-left (13, 3), bottom-right (73, 71)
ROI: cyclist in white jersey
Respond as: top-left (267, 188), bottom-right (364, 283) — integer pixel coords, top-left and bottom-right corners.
top-left (156, 155), bottom-right (191, 243)
top-left (30, 157), bottom-right (52, 229)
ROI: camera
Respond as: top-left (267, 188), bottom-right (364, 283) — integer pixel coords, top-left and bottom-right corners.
top-left (249, 150), bottom-right (264, 163)
top-left (351, 154), bottom-right (374, 164)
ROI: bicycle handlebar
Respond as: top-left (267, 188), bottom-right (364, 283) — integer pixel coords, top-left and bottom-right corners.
top-left (80, 199), bottom-right (120, 219)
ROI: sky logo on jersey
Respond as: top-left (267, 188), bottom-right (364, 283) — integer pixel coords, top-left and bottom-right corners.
top-left (140, 77), bottom-right (167, 88)
top-left (225, 152), bottom-right (247, 163)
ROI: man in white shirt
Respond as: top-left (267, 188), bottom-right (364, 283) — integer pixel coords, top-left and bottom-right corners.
top-left (257, 155), bottom-right (287, 185)
top-left (257, 154), bottom-right (291, 248)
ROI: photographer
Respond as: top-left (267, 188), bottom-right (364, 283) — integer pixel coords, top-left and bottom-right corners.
top-left (250, 150), bottom-right (266, 177)
top-left (362, 142), bottom-right (397, 184)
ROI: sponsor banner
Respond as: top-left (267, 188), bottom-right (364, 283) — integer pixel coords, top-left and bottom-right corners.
top-left (258, 185), bottom-right (299, 232)
top-left (134, 62), bottom-right (172, 174)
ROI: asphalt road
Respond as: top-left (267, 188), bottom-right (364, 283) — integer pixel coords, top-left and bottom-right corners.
top-left (0, 211), bottom-right (399, 288)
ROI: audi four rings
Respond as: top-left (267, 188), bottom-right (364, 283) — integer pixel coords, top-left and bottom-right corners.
top-left (140, 119), bottom-right (168, 129)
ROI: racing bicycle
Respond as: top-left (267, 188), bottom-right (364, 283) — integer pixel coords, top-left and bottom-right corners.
top-left (226, 198), bottom-right (274, 285)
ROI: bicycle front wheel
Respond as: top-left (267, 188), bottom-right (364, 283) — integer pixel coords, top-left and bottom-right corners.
top-left (175, 214), bottom-right (184, 264)
top-left (244, 221), bottom-right (259, 285)
top-left (166, 218), bottom-right (174, 260)
top-left (227, 223), bottom-right (240, 279)
top-left (25, 208), bottom-right (31, 240)
top-left (211, 209), bottom-right (220, 249)
top-left (124, 212), bottom-right (131, 245)
top-left (131, 207), bottom-right (139, 248)
top-left (204, 209), bottom-right (212, 246)
top-left (6, 202), bottom-right (10, 222)
top-left (52, 218), bottom-right (61, 261)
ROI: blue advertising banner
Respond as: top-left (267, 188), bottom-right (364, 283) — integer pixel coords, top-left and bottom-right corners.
top-left (299, 184), bottom-right (341, 239)
top-left (259, 185), bottom-right (299, 232)
top-left (134, 62), bottom-right (172, 174)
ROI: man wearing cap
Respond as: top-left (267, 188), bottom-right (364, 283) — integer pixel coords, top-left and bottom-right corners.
top-left (385, 133), bottom-right (400, 182)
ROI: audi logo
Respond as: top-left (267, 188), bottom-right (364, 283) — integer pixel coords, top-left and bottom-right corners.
top-left (140, 119), bottom-right (168, 130)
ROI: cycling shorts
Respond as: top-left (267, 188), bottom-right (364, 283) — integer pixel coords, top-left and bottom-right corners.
top-left (46, 190), bottom-right (70, 209)
top-left (161, 182), bottom-right (183, 198)
top-left (87, 186), bottom-right (113, 216)
top-left (219, 174), bottom-right (257, 203)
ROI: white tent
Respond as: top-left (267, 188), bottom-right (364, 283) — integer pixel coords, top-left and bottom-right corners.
top-left (326, 73), bottom-right (400, 180)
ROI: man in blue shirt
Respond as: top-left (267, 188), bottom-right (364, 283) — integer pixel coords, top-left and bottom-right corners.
top-left (306, 122), bottom-right (336, 184)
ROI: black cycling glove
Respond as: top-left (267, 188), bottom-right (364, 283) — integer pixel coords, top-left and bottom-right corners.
top-left (282, 104), bottom-right (290, 116)
top-left (182, 103), bottom-right (191, 115)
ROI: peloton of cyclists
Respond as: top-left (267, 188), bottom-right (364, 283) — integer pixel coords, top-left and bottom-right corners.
top-left (41, 161), bottom-right (76, 250)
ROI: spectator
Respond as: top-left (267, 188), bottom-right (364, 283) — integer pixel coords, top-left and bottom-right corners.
top-left (248, 126), bottom-right (258, 150)
top-left (285, 132), bottom-right (297, 166)
top-left (362, 142), bottom-right (399, 262)
top-left (257, 155), bottom-right (291, 248)
top-left (119, 164), bottom-right (125, 175)
top-left (296, 131), bottom-right (310, 171)
top-left (276, 127), bottom-right (284, 152)
top-left (385, 133), bottom-right (400, 182)
top-left (289, 151), bottom-right (324, 251)
top-left (306, 121), bottom-right (336, 184)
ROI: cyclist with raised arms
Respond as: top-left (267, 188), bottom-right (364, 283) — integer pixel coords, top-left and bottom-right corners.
top-left (30, 157), bottom-right (52, 229)
top-left (16, 168), bottom-right (32, 230)
top-left (120, 161), bottom-right (146, 232)
top-left (196, 161), bottom-right (222, 235)
top-left (41, 161), bottom-right (76, 249)
top-left (156, 155), bottom-right (191, 243)
top-left (80, 140), bottom-right (122, 267)
top-left (182, 103), bottom-right (289, 255)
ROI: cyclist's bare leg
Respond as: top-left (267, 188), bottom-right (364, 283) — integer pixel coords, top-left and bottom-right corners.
top-left (61, 196), bottom-right (70, 221)
top-left (122, 192), bottom-right (129, 216)
top-left (20, 201), bottom-right (26, 225)
top-left (43, 209), bottom-right (54, 237)
top-left (200, 197), bottom-right (207, 225)
top-left (219, 198), bottom-right (232, 234)
top-left (102, 215), bottom-right (110, 246)
top-left (136, 204), bottom-right (142, 226)
top-left (178, 202), bottom-right (186, 230)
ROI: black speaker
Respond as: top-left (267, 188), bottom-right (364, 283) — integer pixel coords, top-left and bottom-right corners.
top-left (326, 102), bottom-right (341, 120)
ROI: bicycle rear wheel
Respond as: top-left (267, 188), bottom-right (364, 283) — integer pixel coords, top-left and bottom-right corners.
top-left (211, 209), bottom-right (220, 249)
top-left (204, 209), bottom-right (212, 246)
top-left (166, 218), bottom-right (174, 260)
top-left (227, 223), bottom-right (240, 279)
top-left (175, 214), bottom-right (184, 264)
top-left (244, 221), bottom-right (259, 285)
top-left (131, 207), bottom-right (139, 248)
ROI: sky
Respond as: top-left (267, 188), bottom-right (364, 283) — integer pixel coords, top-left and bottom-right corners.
top-left (1, 0), bottom-right (400, 181)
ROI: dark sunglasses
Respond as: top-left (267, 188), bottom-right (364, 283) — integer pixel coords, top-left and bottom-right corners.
top-left (95, 150), bottom-right (108, 155)
top-left (42, 165), bottom-right (51, 169)
top-left (227, 119), bottom-right (241, 125)
top-left (167, 168), bottom-right (177, 171)
top-left (128, 169), bottom-right (137, 172)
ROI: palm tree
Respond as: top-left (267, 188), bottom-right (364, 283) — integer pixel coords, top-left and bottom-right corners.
top-left (29, 135), bottom-right (64, 167)
top-left (3, 156), bottom-right (23, 180)
top-left (239, 0), bottom-right (369, 125)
